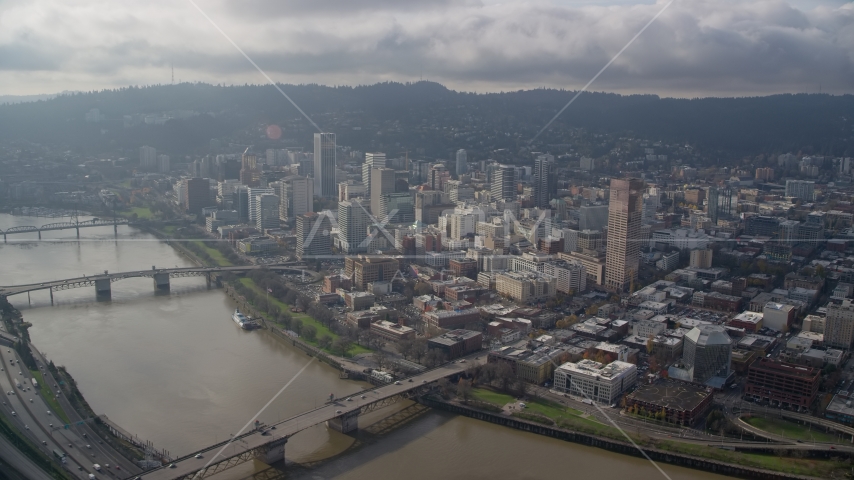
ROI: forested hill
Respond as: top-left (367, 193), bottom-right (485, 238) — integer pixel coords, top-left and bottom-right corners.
top-left (0, 81), bottom-right (851, 157)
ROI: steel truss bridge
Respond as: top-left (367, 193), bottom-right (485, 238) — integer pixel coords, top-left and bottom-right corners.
top-left (138, 355), bottom-right (483, 480)
top-left (0, 218), bottom-right (129, 241)
top-left (0, 264), bottom-right (321, 300)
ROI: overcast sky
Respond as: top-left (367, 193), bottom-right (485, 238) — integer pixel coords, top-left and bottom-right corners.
top-left (0, 0), bottom-right (852, 97)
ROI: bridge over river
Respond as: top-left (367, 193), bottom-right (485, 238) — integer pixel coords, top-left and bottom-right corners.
top-left (0, 264), bottom-right (322, 301)
top-left (0, 217), bottom-right (129, 241)
top-left (138, 354), bottom-right (484, 480)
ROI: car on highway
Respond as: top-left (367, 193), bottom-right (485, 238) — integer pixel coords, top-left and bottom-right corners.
top-left (195, 454), bottom-right (203, 459)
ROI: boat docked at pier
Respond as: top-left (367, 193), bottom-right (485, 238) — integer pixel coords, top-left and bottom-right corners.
top-left (231, 309), bottom-right (258, 330)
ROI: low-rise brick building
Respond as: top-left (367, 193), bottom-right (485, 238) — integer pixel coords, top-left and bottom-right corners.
top-left (745, 358), bottom-right (820, 411)
top-left (427, 329), bottom-right (482, 359)
top-left (625, 379), bottom-right (714, 426)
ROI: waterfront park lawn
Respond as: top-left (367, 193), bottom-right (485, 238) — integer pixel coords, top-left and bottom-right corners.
top-left (160, 224), bottom-right (368, 357)
top-left (744, 416), bottom-right (841, 443)
top-left (237, 277), bottom-right (370, 357)
top-left (656, 440), bottom-right (848, 478)
top-left (29, 369), bottom-right (70, 424)
top-left (119, 206), bottom-right (154, 219)
top-left (190, 240), bottom-right (233, 266)
top-left (470, 387), bottom-right (595, 426)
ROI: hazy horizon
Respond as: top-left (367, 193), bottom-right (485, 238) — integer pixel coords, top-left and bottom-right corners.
top-left (1, 0), bottom-right (852, 98)
top-left (1, 79), bottom-right (851, 106)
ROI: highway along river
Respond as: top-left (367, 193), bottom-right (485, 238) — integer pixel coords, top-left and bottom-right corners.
top-left (0, 214), bottom-right (726, 480)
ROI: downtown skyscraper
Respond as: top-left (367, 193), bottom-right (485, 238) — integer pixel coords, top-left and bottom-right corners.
top-left (491, 165), bottom-right (516, 201)
top-left (296, 212), bottom-right (332, 260)
top-left (314, 132), bottom-right (336, 198)
top-left (456, 149), bottom-right (467, 177)
top-left (533, 154), bottom-right (556, 208)
top-left (605, 178), bottom-right (644, 292)
top-left (362, 152), bottom-right (386, 199)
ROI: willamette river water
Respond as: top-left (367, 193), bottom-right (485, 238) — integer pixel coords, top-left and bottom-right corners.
top-left (0, 214), bottom-right (726, 480)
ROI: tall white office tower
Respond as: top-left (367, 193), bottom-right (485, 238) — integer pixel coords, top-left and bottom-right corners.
top-left (338, 200), bottom-right (370, 254)
top-left (362, 152), bottom-right (387, 199)
top-left (247, 187), bottom-right (274, 223)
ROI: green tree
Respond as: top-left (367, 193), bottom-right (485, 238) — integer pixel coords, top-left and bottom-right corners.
top-left (278, 312), bottom-right (292, 329)
top-left (302, 324), bottom-right (317, 341)
top-left (292, 318), bottom-right (303, 335)
top-left (332, 337), bottom-right (352, 356)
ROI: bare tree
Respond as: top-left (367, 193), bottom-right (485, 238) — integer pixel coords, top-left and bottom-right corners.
top-left (425, 349), bottom-right (447, 368)
top-left (437, 378), bottom-right (454, 399)
top-left (456, 379), bottom-right (473, 404)
top-left (398, 338), bottom-right (415, 360)
top-left (495, 362), bottom-right (515, 393)
top-left (411, 338), bottom-right (428, 364)
top-left (373, 350), bottom-right (388, 370)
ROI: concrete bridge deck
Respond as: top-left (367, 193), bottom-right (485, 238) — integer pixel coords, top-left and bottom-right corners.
top-left (138, 354), bottom-right (485, 480)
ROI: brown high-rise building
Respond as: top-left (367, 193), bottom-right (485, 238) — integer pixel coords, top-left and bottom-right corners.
top-left (240, 152), bottom-right (260, 187)
top-left (605, 178), bottom-right (644, 292)
top-left (684, 188), bottom-right (705, 206)
top-left (344, 255), bottom-right (400, 290)
top-left (755, 167), bottom-right (775, 182)
top-left (370, 167), bottom-right (396, 216)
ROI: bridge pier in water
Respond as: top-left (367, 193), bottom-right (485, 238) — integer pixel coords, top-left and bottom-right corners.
top-left (259, 437), bottom-right (287, 465)
top-left (326, 410), bottom-right (360, 434)
top-left (95, 278), bottom-right (112, 299)
top-left (152, 273), bottom-right (170, 292)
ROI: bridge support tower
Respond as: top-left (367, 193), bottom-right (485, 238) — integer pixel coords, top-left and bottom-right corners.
top-left (326, 410), bottom-right (360, 434)
top-left (95, 278), bottom-right (112, 299)
top-left (152, 273), bottom-right (170, 292)
top-left (258, 436), bottom-right (287, 465)
top-left (38, 231), bottom-right (41, 240)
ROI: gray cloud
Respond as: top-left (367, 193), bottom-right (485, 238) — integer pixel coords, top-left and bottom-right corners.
top-left (0, 0), bottom-right (852, 96)
top-left (221, 0), bottom-right (482, 18)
